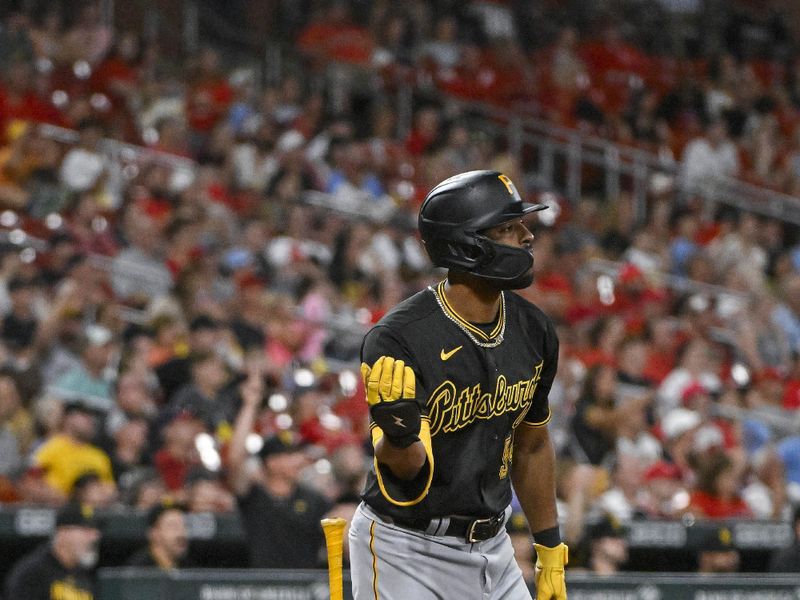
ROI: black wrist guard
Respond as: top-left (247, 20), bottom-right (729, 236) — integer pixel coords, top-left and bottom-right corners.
top-left (370, 400), bottom-right (421, 448)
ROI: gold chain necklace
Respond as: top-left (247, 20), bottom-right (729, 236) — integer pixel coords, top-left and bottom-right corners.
top-left (429, 285), bottom-right (506, 348)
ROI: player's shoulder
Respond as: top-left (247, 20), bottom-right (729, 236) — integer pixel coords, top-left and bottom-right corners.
top-left (373, 286), bottom-right (439, 331)
top-left (361, 287), bottom-right (438, 355)
top-left (506, 291), bottom-right (555, 331)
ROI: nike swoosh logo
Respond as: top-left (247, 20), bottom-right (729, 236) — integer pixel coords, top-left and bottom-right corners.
top-left (440, 346), bottom-right (463, 361)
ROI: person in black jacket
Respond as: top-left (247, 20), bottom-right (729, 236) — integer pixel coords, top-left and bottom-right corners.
top-left (4, 501), bottom-right (100, 600)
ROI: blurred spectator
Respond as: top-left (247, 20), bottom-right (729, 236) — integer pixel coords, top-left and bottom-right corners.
top-left (130, 470), bottom-right (169, 510)
top-left (229, 120), bottom-right (278, 191)
top-left (325, 139), bottom-right (387, 205)
top-left (636, 460), bottom-right (689, 519)
top-left (90, 30), bottom-right (142, 106)
top-left (768, 505), bottom-right (800, 572)
top-left (66, 192), bottom-right (119, 256)
top-left (660, 407), bottom-right (702, 481)
top-left (0, 369), bottom-right (33, 476)
top-left (570, 364), bottom-right (648, 467)
top-left (405, 105), bottom-right (441, 156)
top-left (60, 0), bottom-right (112, 65)
top-left (2, 274), bottom-right (41, 351)
top-left (185, 47), bottom-right (234, 150)
top-left (186, 470), bottom-right (235, 514)
top-left (48, 324), bottom-right (116, 412)
top-left (23, 400), bottom-right (114, 505)
top-left (742, 447), bottom-right (790, 520)
top-left (590, 452), bottom-right (645, 523)
top-left (657, 338), bottom-right (722, 417)
top-left (680, 118), bottom-right (739, 191)
top-left (228, 370), bottom-right (332, 568)
top-left (417, 15), bottom-right (461, 70)
top-left (154, 315), bottom-right (220, 402)
top-left (153, 413), bottom-right (204, 494)
top-left (109, 417), bottom-right (150, 492)
top-left (166, 350), bottom-right (233, 435)
top-left (70, 470), bottom-right (116, 509)
top-left (127, 501), bottom-right (193, 569)
top-left (688, 450), bottom-right (752, 519)
top-left (584, 514), bottom-right (629, 575)
top-left (4, 501), bottom-right (100, 600)
top-left (28, 7), bottom-right (63, 63)
top-left (110, 209), bottom-right (173, 302)
top-left (105, 372), bottom-right (156, 436)
top-left (0, 58), bottom-right (64, 130)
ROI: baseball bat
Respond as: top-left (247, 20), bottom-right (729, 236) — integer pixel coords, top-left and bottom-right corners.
top-left (321, 517), bottom-right (347, 600)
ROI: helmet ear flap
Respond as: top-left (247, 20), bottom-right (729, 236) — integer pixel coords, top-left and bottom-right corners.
top-left (428, 234), bottom-right (488, 270)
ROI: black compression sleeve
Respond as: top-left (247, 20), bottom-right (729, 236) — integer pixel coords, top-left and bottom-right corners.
top-left (532, 525), bottom-right (562, 547)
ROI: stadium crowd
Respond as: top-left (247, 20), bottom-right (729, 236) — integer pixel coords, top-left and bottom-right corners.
top-left (0, 0), bottom-right (800, 583)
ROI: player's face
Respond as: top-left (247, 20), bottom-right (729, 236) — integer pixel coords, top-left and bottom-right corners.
top-left (483, 218), bottom-right (534, 250)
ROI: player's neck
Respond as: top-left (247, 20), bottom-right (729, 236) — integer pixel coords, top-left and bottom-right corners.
top-left (443, 275), bottom-right (502, 324)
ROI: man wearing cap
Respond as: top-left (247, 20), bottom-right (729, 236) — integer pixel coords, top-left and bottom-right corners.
top-left (228, 374), bottom-right (332, 568)
top-left (638, 460), bottom-right (687, 519)
top-left (127, 502), bottom-right (193, 570)
top-left (4, 501), bottom-right (100, 599)
top-left (24, 400), bottom-right (114, 504)
top-left (585, 513), bottom-right (629, 575)
top-left (696, 524), bottom-right (740, 573)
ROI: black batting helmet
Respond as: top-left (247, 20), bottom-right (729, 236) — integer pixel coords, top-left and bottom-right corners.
top-left (418, 170), bottom-right (547, 283)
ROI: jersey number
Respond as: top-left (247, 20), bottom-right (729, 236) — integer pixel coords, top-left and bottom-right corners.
top-left (499, 433), bottom-right (513, 479)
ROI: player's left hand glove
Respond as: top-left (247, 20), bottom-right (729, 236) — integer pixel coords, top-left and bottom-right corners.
top-left (361, 356), bottom-right (420, 448)
top-left (534, 543), bottom-right (568, 600)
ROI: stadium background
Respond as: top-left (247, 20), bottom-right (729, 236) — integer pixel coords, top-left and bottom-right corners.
top-left (1, 0), bottom-right (800, 597)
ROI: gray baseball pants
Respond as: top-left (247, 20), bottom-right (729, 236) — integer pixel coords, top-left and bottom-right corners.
top-left (349, 503), bottom-right (532, 600)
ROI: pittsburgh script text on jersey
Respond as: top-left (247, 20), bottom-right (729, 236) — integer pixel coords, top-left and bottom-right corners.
top-left (426, 361), bottom-right (544, 435)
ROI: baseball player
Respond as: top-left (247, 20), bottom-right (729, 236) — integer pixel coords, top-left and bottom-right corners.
top-left (349, 170), bottom-right (568, 599)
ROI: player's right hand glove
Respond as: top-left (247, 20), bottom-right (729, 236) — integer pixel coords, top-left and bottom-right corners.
top-left (534, 543), bottom-right (568, 599)
top-left (361, 356), bottom-right (420, 448)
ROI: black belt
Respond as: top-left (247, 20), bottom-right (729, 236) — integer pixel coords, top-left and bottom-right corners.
top-left (393, 511), bottom-right (506, 543)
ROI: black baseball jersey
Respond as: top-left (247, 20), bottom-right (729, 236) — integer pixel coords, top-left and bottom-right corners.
top-left (360, 280), bottom-right (558, 522)
top-left (4, 543), bottom-right (95, 600)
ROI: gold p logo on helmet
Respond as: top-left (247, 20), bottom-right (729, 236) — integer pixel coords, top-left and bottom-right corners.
top-left (497, 174), bottom-right (516, 196)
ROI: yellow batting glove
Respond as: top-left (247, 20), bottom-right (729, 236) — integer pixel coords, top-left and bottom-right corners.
top-left (360, 356), bottom-right (419, 447)
top-left (534, 543), bottom-right (568, 600)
